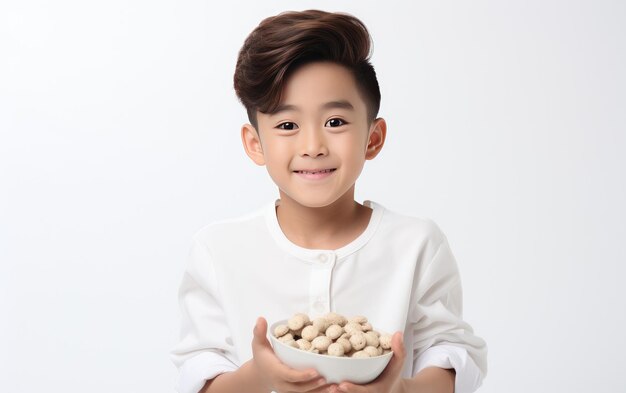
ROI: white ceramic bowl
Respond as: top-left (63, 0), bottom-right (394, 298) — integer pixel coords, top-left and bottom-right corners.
top-left (268, 319), bottom-right (394, 384)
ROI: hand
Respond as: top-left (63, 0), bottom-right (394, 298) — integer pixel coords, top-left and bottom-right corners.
top-left (251, 316), bottom-right (334, 393)
top-left (330, 332), bottom-right (407, 393)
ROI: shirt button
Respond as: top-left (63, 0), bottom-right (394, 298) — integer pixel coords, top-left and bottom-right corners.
top-left (318, 254), bottom-right (328, 263)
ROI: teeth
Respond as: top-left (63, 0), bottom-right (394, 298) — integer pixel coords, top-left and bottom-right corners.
top-left (298, 169), bottom-right (334, 174)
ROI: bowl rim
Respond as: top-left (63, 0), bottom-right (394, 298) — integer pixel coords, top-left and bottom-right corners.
top-left (269, 319), bottom-right (395, 361)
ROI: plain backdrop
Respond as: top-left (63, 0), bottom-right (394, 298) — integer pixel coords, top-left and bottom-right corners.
top-left (1, 0), bottom-right (625, 392)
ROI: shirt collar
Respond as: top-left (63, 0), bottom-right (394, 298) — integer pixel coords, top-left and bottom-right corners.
top-left (264, 198), bottom-right (385, 262)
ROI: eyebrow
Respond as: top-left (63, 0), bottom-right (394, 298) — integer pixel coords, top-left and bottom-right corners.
top-left (269, 100), bottom-right (355, 115)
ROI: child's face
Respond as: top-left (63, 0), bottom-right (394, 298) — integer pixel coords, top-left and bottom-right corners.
top-left (242, 61), bottom-right (386, 208)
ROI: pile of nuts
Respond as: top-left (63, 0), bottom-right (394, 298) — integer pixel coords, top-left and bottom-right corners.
top-left (272, 312), bottom-right (393, 358)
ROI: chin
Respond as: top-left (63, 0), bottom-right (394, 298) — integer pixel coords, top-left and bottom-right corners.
top-left (296, 200), bottom-right (332, 209)
top-left (290, 194), bottom-right (338, 209)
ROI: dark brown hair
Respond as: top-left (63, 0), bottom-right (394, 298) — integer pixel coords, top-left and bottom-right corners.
top-left (233, 9), bottom-right (381, 131)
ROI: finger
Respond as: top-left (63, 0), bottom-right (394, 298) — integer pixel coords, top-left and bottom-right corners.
top-left (305, 382), bottom-right (337, 393)
top-left (300, 382), bottom-right (337, 393)
top-left (252, 317), bottom-right (321, 384)
top-left (335, 381), bottom-right (367, 393)
top-left (275, 373), bottom-right (326, 392)
top-left (283, 376), bottom-right (329, 392)
top-left (374, 331), bottom-right (406, 380)
top-left (252, 316), bottom-right (271, 350)
top-left (279, 366), bottom-right (321, 383)
top-left (389, 331), bottom-right (407, 367)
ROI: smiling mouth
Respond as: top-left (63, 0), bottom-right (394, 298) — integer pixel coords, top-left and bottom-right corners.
top-left (293, 169), bottom-right (337, 174)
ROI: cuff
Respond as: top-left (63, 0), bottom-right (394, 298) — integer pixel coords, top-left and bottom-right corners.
top-left (175, 351), bottom-right (239, 393)
top-left (414, 344), bottom-right (483, 393)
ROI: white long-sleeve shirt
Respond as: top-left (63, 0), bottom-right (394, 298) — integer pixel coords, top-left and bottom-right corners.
top-left (170, 199), bottom-right (488, 393)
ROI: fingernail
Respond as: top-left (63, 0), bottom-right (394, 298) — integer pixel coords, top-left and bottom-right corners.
top-left (338, 384), bottom-right (348, 392)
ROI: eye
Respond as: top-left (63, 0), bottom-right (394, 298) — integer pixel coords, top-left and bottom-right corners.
top-left (325, 118), bottom-right (347, 127)
top-left (276, 122), bottom-right (298, 130)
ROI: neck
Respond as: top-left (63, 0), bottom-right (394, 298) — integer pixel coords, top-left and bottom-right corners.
top-left (275, 187), bottom-right (370, 249)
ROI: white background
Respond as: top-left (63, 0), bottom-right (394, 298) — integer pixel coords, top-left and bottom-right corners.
top-left (1, 1), bottom-right (625, 392)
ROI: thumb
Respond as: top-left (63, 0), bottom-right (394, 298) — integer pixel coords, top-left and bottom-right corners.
top-left (252, 317), bottom-right (270, 347)
top-left (389, 331), bottom-right (406, 368)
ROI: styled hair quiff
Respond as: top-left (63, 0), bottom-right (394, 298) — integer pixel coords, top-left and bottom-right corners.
top-left (233, 9), bottom-right (381, 131)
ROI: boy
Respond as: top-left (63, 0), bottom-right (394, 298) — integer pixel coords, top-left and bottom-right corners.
top-left (170, 9), bottom-right (487, 393)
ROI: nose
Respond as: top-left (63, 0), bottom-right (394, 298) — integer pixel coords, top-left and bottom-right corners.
top-left (298, 126), bottom-right (329, 157)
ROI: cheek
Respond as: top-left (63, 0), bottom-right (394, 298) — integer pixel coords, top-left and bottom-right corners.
top-left (338, 152), bottom-right (366, 181)
top-left (338, 140), bottom-right (367, 164)
top-left (262, 141), bottom-right (288, 163)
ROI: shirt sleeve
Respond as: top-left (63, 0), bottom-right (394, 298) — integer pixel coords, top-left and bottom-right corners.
top-left (410, 235), bottom-right (488, 393)
top-left (170, 234), bottom-right (239, 393)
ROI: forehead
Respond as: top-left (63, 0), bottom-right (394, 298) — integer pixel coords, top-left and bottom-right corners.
top-left (276, 61), bottom-right (366, 112)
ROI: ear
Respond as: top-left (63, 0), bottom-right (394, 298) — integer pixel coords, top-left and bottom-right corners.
top-left (365, 117), bottom-right (387, 160)
top-left (241, 123), bottom-right (266, 166)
